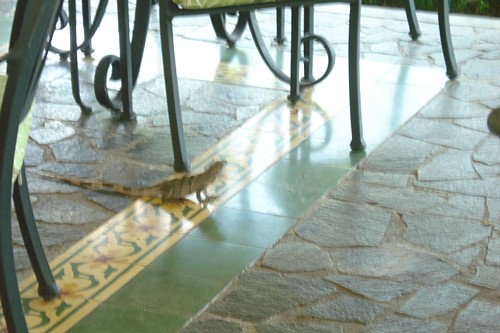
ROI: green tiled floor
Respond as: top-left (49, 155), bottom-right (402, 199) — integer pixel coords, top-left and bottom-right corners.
top-left (66, 58), bottom-right (446, 331)
top-left (1, 5), bottom-right (448, 331)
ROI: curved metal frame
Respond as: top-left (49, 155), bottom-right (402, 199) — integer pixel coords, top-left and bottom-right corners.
top-left (210, 13), bottom-right (248, 48)
top-left (49, 0), bottom-right (108, 57)
top-left (93, 0), bottom-right (153, 119)
top-left (0, 2), bottom-right (62, 331)
top-left (246, 10), bottom-right (335, 90)
top-left (155, 0), bottom-right (365, 171)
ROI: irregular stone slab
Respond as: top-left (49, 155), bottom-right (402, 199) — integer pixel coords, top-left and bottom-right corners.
top-left (208, 271), bottom-right (336, 321)
top-left (398, 118), bottom-right (487, 150)
top-left (486, 237), bottom-right (500, 266)
top-left (24, 144), bottom-right (45, 167)
top-left (301, 295), bottom-right (386, 323)
top-left (295, 200), bottom-right (391, 247)
top-left (419, 95), bottom-right (490, 119)
top-left (348, 170), bottom-right (409, 187)
top-left (417, 150), bottom-right (479, 181)
top-left (446, 245), bottom-right (481, 267)
top-left (34, 197), bottom-right (111, 225)
top-left (446, 80), bottom-right (500, 103)
top-left (455, 300), bottom-right (500, 333)
top-left (85, 191), bottom-right (130, 213)
top-left (362, 135), bottom-right (438, 174)
top-left (365, 315), bottom-right (448, 333)
top-left (473, 162), bottom-right (500, 179)
top-left (179, 318), bottom-right (244, 333)
top-left (399, 282), bottom-right (479, 318)
top-left (461, 59), bottom-right (500, 81)
top-left (471, 265), bottom-right (500, 290)
top-left (33, 102), bottom-right (82, 121)
top-left (414, 178), bottom-right (500, 198)
top-left (403, 213), bottom-right (491, 253)
top-left (255, 322), bottom-right (360, 333)
top-left (38, 162), bottom-right (97, 178)
top-left (12, 219), bottom-right (94, 247)
top-left (454, 117), bottom-right (490, 133)
top-left (50, 137), bottom-right (104, 163)
top-left (30, 121), bottom-right (75, 145)
top-left (473, 136), bottom-right (500, 165)
top-left (96, 133), bottom-right (135, 150)
top-left (489, 198), bottom-right (500, 227)
top-left (425, 195), bottom-right (485, 221)
top-left (331, 181), bottom-right (447, 213)
top-left (332, 247), bottom-right (458, 284)
top-left (261, 241), bottom-right (333, 272)
top-left (100, 159), bottom-right (172, 187)
top-left (327, 275), bottom-right (418, 302)
top-left (27, 173), bottom-right (82, 194)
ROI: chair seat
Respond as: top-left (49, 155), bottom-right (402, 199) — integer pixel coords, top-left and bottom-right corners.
top-left (0, 74), bottom-right (32, 184)
top-left (173, 0), bottom-right (279, 10)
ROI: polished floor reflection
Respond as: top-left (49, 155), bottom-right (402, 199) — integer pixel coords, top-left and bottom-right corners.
top-left (4, 2), bottom-right (497, 332)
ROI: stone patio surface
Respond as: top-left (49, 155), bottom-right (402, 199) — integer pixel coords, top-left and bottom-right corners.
top-left (2, 1), bottom-right (499, 331)
top-left (177, 7), bottom-right (500, 333)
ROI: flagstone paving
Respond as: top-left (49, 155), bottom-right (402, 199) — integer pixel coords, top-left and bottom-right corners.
top-left (179, 9), bottom-right (500, 333)
top-left (2, 1), bottom-right (499, 331)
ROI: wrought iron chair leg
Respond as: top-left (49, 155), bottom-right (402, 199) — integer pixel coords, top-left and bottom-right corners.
top-left (68, 0), bottom-right (92, 114)
top-left (438, 0), bottom-right (458, 79)
top-left (81, 0), bottom-right (94, 57)
top-left (405, 0), bottom-right (421, 40)
top-left (288, 6), bottom-right (303, 104)
top-left (129, 0), bottom-right (153, 87)
top-left (0, 192), bottom-right (28, 332)
top-left (348, 0), bottom-right (365, 151)
top-left (116, 0), bottom-right (135, 120)
top-left (159, 4), bottom-right (190, 172)
top-left (13, 166), bottom-right (60, 301)
top-left (275, 8), bottom-right (286, 44)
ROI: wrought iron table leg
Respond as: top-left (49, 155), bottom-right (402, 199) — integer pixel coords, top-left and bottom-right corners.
top-left (303, 5), bottom-right (314, 83)
top-left (405, 0), bottom-right (421, 40)
top-left (438, 0), bottom-right (458, 79)
top-left (275, 8), bottom-right (286, 44)
top-left (116, 0), bottom-right (135, 119)
top-left (289, 6), bottom-right (303, 104)
top-left (348, 0), bottom-right (365, 151)
top-left (81, 0), bottom-right (95, 56)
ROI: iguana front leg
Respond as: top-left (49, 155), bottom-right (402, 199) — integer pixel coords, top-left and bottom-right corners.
top-left (196, 189), bottom-right (218, 205)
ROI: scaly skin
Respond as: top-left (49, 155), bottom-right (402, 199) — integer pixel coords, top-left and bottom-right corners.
top-left (37, 161), bottom-right (226, 204)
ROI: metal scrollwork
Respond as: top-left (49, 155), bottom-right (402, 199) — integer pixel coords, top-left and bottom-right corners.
top-left (210, 13), bottom-right (248, 48)
top-left (49, 0), bottom-right (109, 58)
top-left (245, 11), bottom-right (335, 89)
top-left (94, 55), bottom-right (123, 111)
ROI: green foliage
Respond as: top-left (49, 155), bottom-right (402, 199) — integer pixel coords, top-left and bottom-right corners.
top-left (362, 0), bottom-right (498, 16)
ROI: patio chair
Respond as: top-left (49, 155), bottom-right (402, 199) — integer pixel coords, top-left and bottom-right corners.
top-left (211, 0), bottom-right (459, 79)
top-left (405, 0), bottom-right (458, 79)
top-left (157, 0), bottom-right (364, 172)
top-left (0, 0), bottom-right (62, 331)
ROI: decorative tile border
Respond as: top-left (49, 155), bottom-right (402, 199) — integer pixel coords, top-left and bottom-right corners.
top-left (1, 89), bottom-right (344, 332)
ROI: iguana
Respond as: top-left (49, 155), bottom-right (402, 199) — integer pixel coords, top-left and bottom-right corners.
top-left (36, 161), bottom-right (226, 204)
